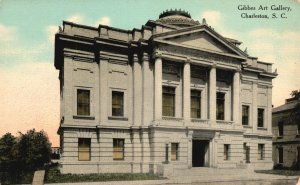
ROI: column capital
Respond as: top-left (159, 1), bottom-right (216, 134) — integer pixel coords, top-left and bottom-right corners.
top-left (152, 50), bottom-right (162, 59)
top-left (185, 57), bottom-right (191, 64)
top-left (211, 62), bottom-right (217, 68)
top-left (235, 66), bottom-right (242, 73)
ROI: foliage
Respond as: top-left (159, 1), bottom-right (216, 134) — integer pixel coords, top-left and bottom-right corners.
top-left (256, 169), bottom-right (300, 176)
top-left (0, 129), bottom-right (52, 184)
top-left (291, 90), bottom-right (300, 99)
top-left (290, 90), bottom-right (300, 123)
top-left (44, 167), bottom-right (164, 183)
top-left (17, 129), bottom-right (52, 171)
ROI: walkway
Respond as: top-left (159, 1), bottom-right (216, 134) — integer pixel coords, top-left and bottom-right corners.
top-left (45, 168), bottom-right (299, 185)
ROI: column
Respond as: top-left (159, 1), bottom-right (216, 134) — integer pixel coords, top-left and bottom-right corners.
top-left (252, 82), bottom-right (258, 131)
top-left (154, 52), bottom-right (162, 120)
top-left (187, 130), bottom-right (193, 168)
top-left (183, 60), bottom-right (191, 120)
top-left (267, 87), bottom-right (272, 135)
top-left (99, 58), bottom-right (108, 123)
top-left (209, 65), bottom-right (216, 122)
top-left (133, 54), bottom-right (142, 126)
top-left (233, 70), bottom-right (240, 124)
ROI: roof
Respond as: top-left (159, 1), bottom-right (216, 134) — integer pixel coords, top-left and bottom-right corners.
top-left (273, 99), bottom-right (300, 113)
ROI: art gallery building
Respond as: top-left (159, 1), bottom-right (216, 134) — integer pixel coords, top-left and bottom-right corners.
top-left (54, 10), bottom-right (277, 174)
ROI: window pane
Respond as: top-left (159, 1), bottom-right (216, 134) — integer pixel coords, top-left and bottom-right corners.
top-left (278, 121), bottom-right (283, 136)
top-left (171, 143), bottom-right (179, 161)
top-left (191, 90), bottom-right (201, 118)
top-left (257, 144), bottom-right (264, 160)
top-left (217, 92), bottom-right (225, 120)
top-left (78, 138), bottom-right (91, 161)
top-left (163, 87), bottom-right (175, 117)
top-left (112, 91), bottom-right (124, 116)
top-left (224, 144), bottom-right (229, 160)
top-left (77, 89), bottom-right (90, 115)
top-left (258, 108), bottom-right (264, 127)
top-left (278, 147), bottom-right (283, 163)
top-left (242, 105), bottom-right (249, 125)
top-left (113, 139), bottom-right (124, 160)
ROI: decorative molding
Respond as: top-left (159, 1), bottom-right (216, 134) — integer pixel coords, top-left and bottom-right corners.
top-left (162, 61), bottom-right (179, 75)
top-left (108, 116), bottom-right (129, 121)
top-left (73, 115), bottom-right (95, 120)
top-left (162, 117), bottom-right (184, 121)
top-left (191, 119), bottom-right (209, 124)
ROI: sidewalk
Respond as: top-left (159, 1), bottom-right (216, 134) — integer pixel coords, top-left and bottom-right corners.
top-left (44, 171), bottom-right (300, 185)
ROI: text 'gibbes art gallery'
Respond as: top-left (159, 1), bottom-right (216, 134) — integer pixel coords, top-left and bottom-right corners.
top-left (54, 10), bottom-right (277, 174)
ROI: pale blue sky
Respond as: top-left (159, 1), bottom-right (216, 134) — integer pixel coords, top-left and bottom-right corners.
top-left (0, 0), bottom-right (299, 145)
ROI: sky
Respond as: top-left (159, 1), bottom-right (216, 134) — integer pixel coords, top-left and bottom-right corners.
top-left (0, 0), bottom-right (299, 146)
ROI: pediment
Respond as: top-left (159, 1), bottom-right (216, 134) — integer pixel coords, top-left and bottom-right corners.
top-left (153, 26), bottom-right (247, 58)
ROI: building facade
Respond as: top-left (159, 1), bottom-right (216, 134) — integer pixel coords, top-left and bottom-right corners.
top-left (54, 10), bottom-right (277, 174)
top-left (272, 98), bottom-right (300, 168)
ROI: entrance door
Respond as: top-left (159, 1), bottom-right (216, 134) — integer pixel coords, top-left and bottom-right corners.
top-left (192, 140), bottom-right (209, 167)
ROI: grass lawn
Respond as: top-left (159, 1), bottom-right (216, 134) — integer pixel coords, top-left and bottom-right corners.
top-left (255, 169), bottom-right (300, 176)
top-left (44, 168), bottom-right (165, 183)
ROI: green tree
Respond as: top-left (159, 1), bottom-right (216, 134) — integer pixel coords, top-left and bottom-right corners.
top-left (290, 90), bottom-right (300, 123)
top-left (17, 129), bottom-right (52, 170)
top-left (0, 133), bottom-right (18, 183)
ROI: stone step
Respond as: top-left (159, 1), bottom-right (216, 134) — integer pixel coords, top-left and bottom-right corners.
top-left (172, 167), bottom-right (252, 177)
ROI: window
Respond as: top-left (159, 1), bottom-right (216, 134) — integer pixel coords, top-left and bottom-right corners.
top-left (78, 138), bottom-right (91, 161)
top-left (191, 90), bottom-right (201, 118)
top-left (257, 108), bottom-right (264, 127)
top-left (278, 147), bottom-right (283, 163)
top-left (163, 87), bottom-right (175, 117)
top-left (165, 144), bottom-right (169, 163)
top-left (112, 91), bottom-right (124, 116)
top-left (258, 144), bottom-right (264, 160)
top-left (171, 143), bottom-right (179, 161)
top-left (77, 89), bottom-right (90, 116)
top-left (243, 143), bottom-right (247, 161)
top-left (217, 92), bottom-right (225, 120)
top-left (297, 124), bottom-right (300, 135)
top-left (278, 121), bottom-right (283, 137)
top-left (242, 105), bottom-right (249, 125)
top-left (297, 147), bottom-right (300, 162)
top-left (113, 139), bottom-right (124, 160)
top-left (224, 144), bottom-right (230, 160)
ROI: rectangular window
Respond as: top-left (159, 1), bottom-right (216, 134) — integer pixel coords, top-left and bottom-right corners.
top-left (113, 139), bottom-right (124, 160)
top-left (78, 138), bottom-right (91, 161)
top-left (243, 143), bottom-right (247, 161)
top-left (112, 91), bottom-right (124, 116)
top-left (224, 144), bottom-right (230, 160)
top-left (278, 121), bottom-right (284, 136)
top-left (258, 144), bottom-right (264, 160)
top-left (171, 143), bottom-right (179, 161)
top-left (163, 87), bottom-right (175, 117)
top-left (217, 92), bottom-right (225, 120)
top-left (191, 90), bottom-right (201, 118)
top-left (77, 89), bottom-right (90, 116)
top-left (258, 108), bottom-right (264, 127)
top-left (297, 147), bottom-right (300, 162)
top-left (242, 105), bottom-right (249, 125)
top-left (278, 147), bottom-right (283, 163)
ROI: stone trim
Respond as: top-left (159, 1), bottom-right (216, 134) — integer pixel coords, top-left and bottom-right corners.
top-left (162, 116), bottom-right (184, 121)
top-left (73, 115), bottom-right (95, 120)
top-left (108, 116), bottom-right (129, 121)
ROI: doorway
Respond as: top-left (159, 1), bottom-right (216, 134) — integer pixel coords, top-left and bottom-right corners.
top-left (192, 140), bottom-right (209, 167)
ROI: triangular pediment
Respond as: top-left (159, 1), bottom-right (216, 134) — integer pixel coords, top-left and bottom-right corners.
top-left (153, 25), bottom-right (247, 58)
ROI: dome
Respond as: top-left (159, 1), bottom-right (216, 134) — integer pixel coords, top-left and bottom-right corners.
top-left (157, 9), bottom-right (200, 27)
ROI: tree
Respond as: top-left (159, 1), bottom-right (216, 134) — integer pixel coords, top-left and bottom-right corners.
top-left (0, 133), bottom-right (18, 183)
top-left (17, 129), bottom-right (52, 170)
top-left (290, 90), bottom-right (300, 123)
